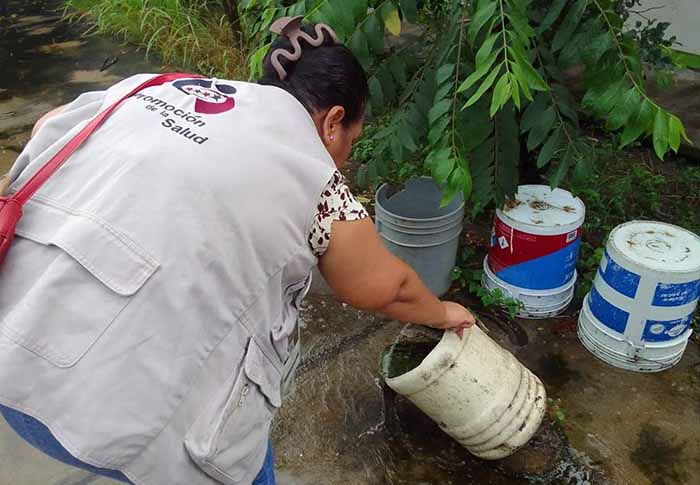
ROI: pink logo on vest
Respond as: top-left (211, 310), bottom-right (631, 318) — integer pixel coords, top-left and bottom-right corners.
top-left (172, 78), bottom-right (236, 114)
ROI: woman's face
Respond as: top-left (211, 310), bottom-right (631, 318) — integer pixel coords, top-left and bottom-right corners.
top-left (314, 106), bottom-right (364, 169)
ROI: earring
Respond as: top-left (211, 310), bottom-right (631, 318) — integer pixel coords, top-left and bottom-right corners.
top-left (329, 135), bottom-right (335, 141)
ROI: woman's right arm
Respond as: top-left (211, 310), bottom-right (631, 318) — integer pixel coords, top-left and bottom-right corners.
top-left (318, 217), bottom-right (475, 333)
top-left (31, 105), bottom-right (67, 138)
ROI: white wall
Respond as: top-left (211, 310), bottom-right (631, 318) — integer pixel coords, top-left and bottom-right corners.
top-left (631, 1), bottom-right (700, 54)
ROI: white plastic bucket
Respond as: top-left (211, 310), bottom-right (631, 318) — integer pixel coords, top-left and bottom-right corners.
top-left (578, 221), bottom-right (700, 372)
top-left (384, 327), bottom-right (547, 460)
top-left (482, 256), bottom-right (576, 319)
top-left (376, 177), bottom-right (465, 296)
top-left (483, 185), bottom-right (584, 318)
top-left (488, 185), bottom-right (585, 290)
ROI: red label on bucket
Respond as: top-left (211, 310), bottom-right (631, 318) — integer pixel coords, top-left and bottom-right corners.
top-left (488, 216), bottom-right (581, 290)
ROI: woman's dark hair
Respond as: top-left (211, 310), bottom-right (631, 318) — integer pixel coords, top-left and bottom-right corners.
top-left (259, 23), bottom-right (369, 126)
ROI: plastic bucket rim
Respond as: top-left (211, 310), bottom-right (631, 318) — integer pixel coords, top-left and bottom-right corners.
top-left (375, 214), bottom-right (465, 233)
top-left (581, 293), bottom-right (694, 348)
top-left (384, 330), bottom-right (470, 397)
top-left (376, 178), bottom-right (466, 225)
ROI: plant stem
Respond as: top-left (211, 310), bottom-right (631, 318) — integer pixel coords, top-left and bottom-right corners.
top-left (590, 0), bottom-right (662, 112)
top-left (451, 1), bottom-right (469, 158)
top-left (533, 47), bottom-right (583, 159)
top-left (498, 0), bottom-right (512, 76)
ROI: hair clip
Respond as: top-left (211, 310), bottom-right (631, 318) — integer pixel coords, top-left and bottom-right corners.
top-left (269, 16), bottom-right (339, 80)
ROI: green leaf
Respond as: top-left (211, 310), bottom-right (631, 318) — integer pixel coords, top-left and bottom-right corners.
top-left (510, 47), bottom-right (549, 91)
top-left (548, 147), bottom-right (574, 188)
top-left (400, 0), bottom-right (418, 23)
top-left (552, 84), bottom-right (578, 124)
top-left (390, 135), bottom-right (404, 162)
top-left (368, 76), bottom-right (384, 110)
top-left (653, 108), bottom-right (669, 160)
top-left (520, 93), bottom-right (548, 134)
top-left (584, 32), bottom-right (613, 65)
top-left (552, 0), bottom-right (588, 52)
top-left (384, 7), bottom-right (402, 36)
top-left (475, 32), bottom-right (501, 68)
top-left (490, 74), bottom-right (512, 117)
top-left (363, 13), bottom-right (385, 55)
top-left (440, 165), bottom-right (470, 207)
top-left (347, 31), bottom-right (372, 70)
top-left (428, 99), bottom-right (452, 125)
top-left (376, 66), bottom-right (397, 103)
top-left (432, 156), bottom-right (455, 184)
top-left (606, 88), bottom-right (641, 131)
top-left (458, 53), bottom-right (500, 93)
top-left (584, 78), bottom-right (625, 116)
top-left (511, 75), bottom-right (521, 109)
top-left (494, 105), bottom-right (520, 202)
top-left (436, 64), bottom-right (456, 86)
top-left (406, 103), bottom-right (427, 133)
top-left (248, 43), bottom-right (271, 80)
top-left (368, 160), bottom-right (379, 183)
top-left (428, 116), bottom-right (451, 144)
top-left (463, 66), bottom-right (501, 109)
top-left (620, 99), bottom-right (653, 148)
top-left (510, 62), bottom-right (533, 101)
top-left (507, 12), bottom-right (536, 43)
top-left (468, 0), bottom-right (498, 44)
top-left (537, 0), bottom-right (568, 34)
top-left (435, 81), bottom-right (453, 102)
top-left (425, 145), bottom-right (452, 169)
top-left (671, 48), bottom-right (700, 70)
top-left (527, 106), bottom-right (557, 150)
top-left (668, 115), bottom-right (683, 153)
top-left (388, 56), bottom-right (407, 86)
top-left (537, 127), bottom-right (563, 168)
top-left (398, 122), bottom-right (418, 151)
top-left (349, 0), bottom-right (369, 23)
top-left (571, 156), bottom-right (594, 186)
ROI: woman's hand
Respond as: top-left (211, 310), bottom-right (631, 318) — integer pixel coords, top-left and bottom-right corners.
top-left (437, 301), bottom-right (476, 338)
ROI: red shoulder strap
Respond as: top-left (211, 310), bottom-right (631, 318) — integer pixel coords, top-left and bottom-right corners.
top-left (13, 72), bottom-right (201, 205)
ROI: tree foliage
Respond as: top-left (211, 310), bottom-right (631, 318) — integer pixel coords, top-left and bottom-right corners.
top-left (239, 0), bottom-right (691, 213)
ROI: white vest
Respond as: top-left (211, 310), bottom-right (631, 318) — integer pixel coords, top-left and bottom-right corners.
top-left (0, 74), bottom-right (335, 484)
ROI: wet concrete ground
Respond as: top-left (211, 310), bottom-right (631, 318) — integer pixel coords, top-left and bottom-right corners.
top-left (2, 1), bottom-right (700, 484)
top-left (273, 291), bottom-right (700, 485)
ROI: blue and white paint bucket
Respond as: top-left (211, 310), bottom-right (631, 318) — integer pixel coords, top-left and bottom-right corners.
top-left (578, 221), bottom-right (700, 372)
top-left (483, 185), bottom-right (585, 318)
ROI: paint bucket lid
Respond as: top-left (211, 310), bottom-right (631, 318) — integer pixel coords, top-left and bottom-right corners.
top-left (608, 221), bottom-right (700, 274)
top-left (496, 185), bottom-right (585, 235)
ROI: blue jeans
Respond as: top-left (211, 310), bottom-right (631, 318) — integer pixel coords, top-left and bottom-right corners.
top-left (0, 404), bottom-right (275, 484)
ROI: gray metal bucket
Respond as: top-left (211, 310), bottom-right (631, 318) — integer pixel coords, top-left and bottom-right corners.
top-left (375, 177), bottom-right (465, 296)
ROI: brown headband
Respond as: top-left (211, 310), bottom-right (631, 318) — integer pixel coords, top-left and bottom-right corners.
top-left (269, 16), bottom-right (339, 80)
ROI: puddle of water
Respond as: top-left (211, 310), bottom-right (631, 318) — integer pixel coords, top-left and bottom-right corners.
top-left (273, 295), bottom-right (602, 485)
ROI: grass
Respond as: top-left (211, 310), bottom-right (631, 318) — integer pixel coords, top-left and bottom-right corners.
top-left (64, 0), bottom-right (250, 79)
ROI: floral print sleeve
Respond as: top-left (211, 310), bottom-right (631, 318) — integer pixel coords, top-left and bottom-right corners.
top-left (309, 170), bottom-right (369, 258)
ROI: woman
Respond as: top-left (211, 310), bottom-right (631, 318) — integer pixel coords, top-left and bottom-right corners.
top-left (0, 17), bottom-right (474, 485)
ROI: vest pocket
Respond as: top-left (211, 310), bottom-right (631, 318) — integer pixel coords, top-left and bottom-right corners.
top-left (0, 198), bottom-right (158, 367)
top-left (184, 338), bottom-right (282, 484)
